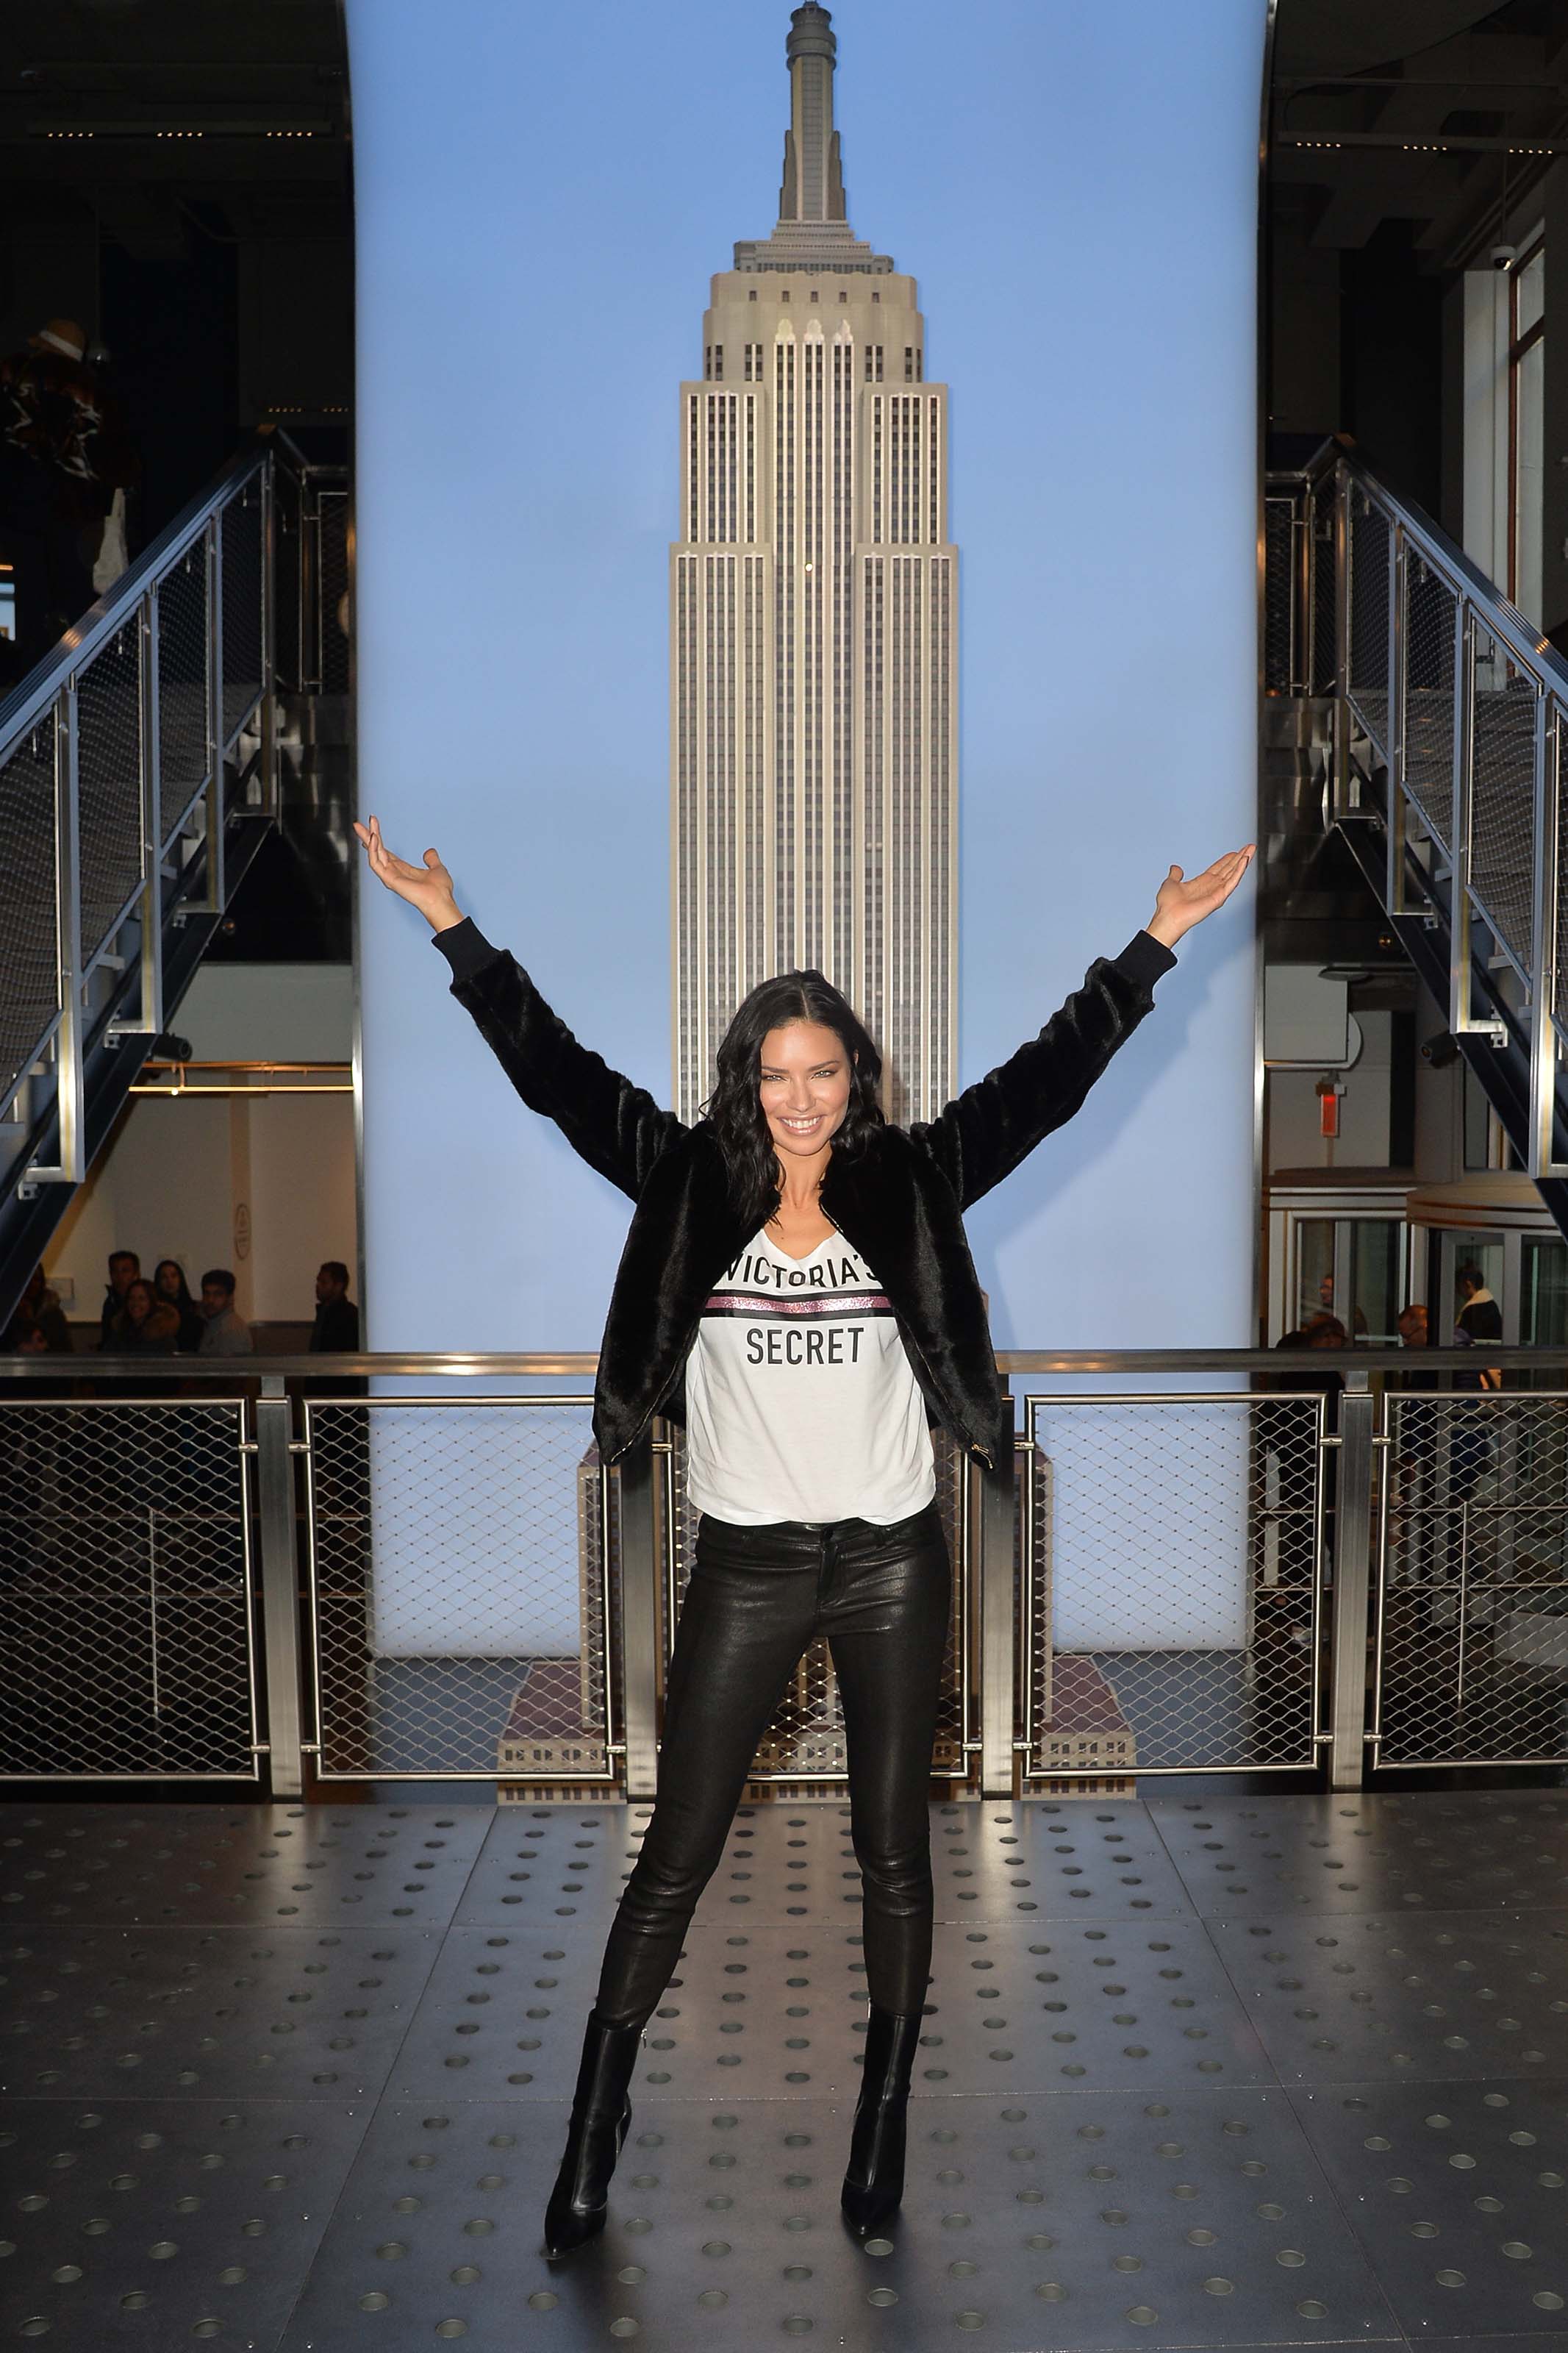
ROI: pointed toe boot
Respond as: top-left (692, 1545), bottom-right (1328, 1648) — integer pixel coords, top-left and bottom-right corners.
top-left (840, 2003), bottom-right (923, 2238)
top-left (540, 2007), bottom-right (645, 2260)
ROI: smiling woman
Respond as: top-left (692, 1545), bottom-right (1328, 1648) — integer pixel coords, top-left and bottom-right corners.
top-left (355, 801), bottom-right (1250, 2256)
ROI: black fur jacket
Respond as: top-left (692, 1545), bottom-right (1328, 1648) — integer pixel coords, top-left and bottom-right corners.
top-left (433, 917), bottom-right (1178, 1471)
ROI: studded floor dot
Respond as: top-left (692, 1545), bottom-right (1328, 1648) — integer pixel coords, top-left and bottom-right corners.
top-left (275, 2089), bottom-right (1394, 2352)
top-left (0, 1801), bottom-right (490, 1928)
top-left (454, 1794), bottom-right (1198, 1933)
top-left (1289, 2079), bottom-right (1568, 2335)
top-left (0, 2096), bottom-right (370, 2348)
top-left (0, 1924), bottom-right (443, 2100)
top-left (391, 1914), bottom-right (1271, 2101)
top-left (1149, 1790), bottom-right (1568, 1916)
top-left (1209, 1910), bottom-right (1568, 2085)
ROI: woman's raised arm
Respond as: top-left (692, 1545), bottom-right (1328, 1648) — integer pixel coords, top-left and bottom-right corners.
top-left (354, 815), bottom-right (685, 1202)
top-left (908, 843), bottom-right (1254, 1211)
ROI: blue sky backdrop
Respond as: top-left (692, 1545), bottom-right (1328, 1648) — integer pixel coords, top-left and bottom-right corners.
top-left (350, 0), bottom-right (1264, 1354)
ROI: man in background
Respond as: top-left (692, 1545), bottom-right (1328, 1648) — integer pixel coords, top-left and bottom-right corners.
top-left (198, 1268), bottom-right (253, 1356)
top-left (309, 1261), bottom-right (360, 1352)
top-left (98, 1249), bottom-right (140, 1347)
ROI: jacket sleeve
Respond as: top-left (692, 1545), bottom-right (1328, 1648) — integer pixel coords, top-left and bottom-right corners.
top-left (432, 917), bottom-right (687, 1202)
top-left (906, 928), bottom-right (1178, 1211)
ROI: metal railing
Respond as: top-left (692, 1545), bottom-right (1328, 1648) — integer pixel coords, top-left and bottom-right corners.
top-left (5, 1346), bottom-right (1568, 1796)
top-left (1265, 440), bottom-right (1568, 1181)
top-left (0, 435), bottom-right (348, 1204)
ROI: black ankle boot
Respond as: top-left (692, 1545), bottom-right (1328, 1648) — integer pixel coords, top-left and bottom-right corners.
top-left (540, 2007), bottom-right (645, 2260)
top-left (840, 2003), bottom-right (923, 2237)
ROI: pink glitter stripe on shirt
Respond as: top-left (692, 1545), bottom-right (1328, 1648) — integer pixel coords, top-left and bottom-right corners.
top-left (703, 1290), bottom-right (890, 1317)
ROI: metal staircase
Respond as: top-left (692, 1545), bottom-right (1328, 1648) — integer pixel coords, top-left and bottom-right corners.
top-left (0, 432), bottom-right (348, 1328)
top-left (1266, 437), bottom-right (1568, 1237)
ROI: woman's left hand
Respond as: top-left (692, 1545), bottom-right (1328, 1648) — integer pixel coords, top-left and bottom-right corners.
top-left (1146, 843), bottom-right (1256, 949)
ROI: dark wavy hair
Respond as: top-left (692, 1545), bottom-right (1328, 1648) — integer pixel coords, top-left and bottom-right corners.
top-left (701, 968), bottom-right (886, 1232)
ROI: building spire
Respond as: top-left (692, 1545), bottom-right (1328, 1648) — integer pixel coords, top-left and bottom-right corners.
top-left (733, 3), bottom-right (894, 276)
top-left (778, 4), bottom-right (846, 226)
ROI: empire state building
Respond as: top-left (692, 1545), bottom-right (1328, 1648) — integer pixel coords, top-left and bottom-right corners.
top-left (671, 2), bottom-right (959, 1126)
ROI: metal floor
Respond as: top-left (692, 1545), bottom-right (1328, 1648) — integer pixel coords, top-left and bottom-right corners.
top-left (4, 1787), bottom-right (1568, 2351)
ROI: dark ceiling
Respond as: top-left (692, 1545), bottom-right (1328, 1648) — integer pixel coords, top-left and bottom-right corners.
top-left (1272, 0), bottom-right (1568, 263)
top-left (0, 0), bottom-right (347, 264)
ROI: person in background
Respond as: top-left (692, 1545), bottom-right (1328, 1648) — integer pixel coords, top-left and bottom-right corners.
top-left (310, 1261), bottom-right (360, 1352)
top-left (98, 1250), bottom-right (140, 1346)
top-left (198, 1268), bottom-right (253, 1356)
top-left (1454, 1263), bottom-right (1503, 1390)
top-left (1387, 1302), bottom-right (1439, 1586)
top-left (0, 316), bottom-right (135, 673)
top-left (153, 1259), bottom-right (205, 1353)
top-left (2, 1304), bottom-right (49, 1352)
top-left (17, 1265), bottom-right (71, 1352)
top-left (110, 1277), bottom-right (181, 1354)
top-left (1449, 1266), bottom-right (1500, 1569)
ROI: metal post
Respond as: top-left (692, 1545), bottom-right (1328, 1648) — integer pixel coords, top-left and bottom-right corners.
top-left (110, 585), bottom-right (165, 1041)
top-left (254, 1378), bottom-right (305, 1798)
top-left (1528, 699), bottom-right (1561, 1176)
top-left (1448, 607), bottom-right (1503, 1043)
top-left (978, 1402), bottom-right (1017, 1796)
top-left (193, 510), bottom-right (226, 917)
top-left (618, 1432), bottom-right (662, 1800)
top-left (1333, 464), bottom-right (1353, 817)
top-left (259, 455), bottom-right (279, 820)
top-left (1328, 1378), bottom-right (1376, 1789)
top-left (25, 681), bottom-right (85, 1188)
top-left (1386, 524), bottom-right (1409, 913)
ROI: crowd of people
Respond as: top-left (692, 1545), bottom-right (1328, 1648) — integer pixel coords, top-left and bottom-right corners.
top-left (1275, 1262), bottom-right (1504, 1398)
top-left (1, 1252), bottom-right (360, 1355)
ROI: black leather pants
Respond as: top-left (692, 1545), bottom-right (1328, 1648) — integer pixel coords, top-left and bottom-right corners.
top-left (591, 1496), bottom-right (951, 2027)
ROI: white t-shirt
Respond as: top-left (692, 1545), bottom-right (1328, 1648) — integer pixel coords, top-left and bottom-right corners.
top-left (683, 1224), bottom-right (937, 1527)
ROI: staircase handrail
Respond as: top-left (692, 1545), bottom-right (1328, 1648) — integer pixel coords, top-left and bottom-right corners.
top-left (1272, 432), bottom-right (1568, 701)
top-left (0, 440), bottom-right (270, 756)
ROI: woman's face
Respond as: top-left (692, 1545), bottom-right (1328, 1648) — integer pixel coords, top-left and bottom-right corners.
top-left (124, 1281), bottom-right (153, 1324)
top-left (154, 1263), bottom-right (180, 1300)
top-left (758, 1019), bottom-right (854, 1166)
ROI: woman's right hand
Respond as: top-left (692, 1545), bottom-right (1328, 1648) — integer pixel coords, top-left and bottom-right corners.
top-left (353, 814), bottom-right (465, 932)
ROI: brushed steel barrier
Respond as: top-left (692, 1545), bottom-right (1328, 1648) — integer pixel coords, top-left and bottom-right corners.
top-left (4, 1349), bottom-right (1568, 1793)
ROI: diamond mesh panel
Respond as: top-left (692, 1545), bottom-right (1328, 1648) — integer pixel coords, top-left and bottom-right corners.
top-left (219, 488), bottom-right (263, 747)
top-left (1468, 624), bottom-right (1539, 979)
top-left (1022, 1394), bottom-right (1325, 1776)
top-left (1401, 553), bottom-right (1457, 851)
top-left (74, 623), bottom-right (143, 968)
top-left (305, 1400), bottom-right (617, 1782)
top-left (1376, 1391), bottom-right (1568, 1765)
top-left (1264, 496), bottom-right (1296, 693)
top-left (663, 1422), bottom-right (970, 1780)
top-left (318, 489), bottom-right (350, 693)
top-left (0, 1399), bottom-right (256, 1779)
top-left (0, 710), bottom-right (59, 1114)
top-left (1347, 488), bottom-right (1392, 757)
top-left (157, 543), bottom-right (210, 848)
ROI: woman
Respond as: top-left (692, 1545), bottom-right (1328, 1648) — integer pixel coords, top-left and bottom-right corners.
top-left (109, 1277), bottom-right (181, 1354)
top-left (153, 1259), bottom-right (205, 1353)
top-left (354, 811), bottom-right (1253, 2257)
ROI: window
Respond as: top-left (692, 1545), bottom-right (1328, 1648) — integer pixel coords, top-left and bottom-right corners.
top-left (1509, 235), bottom-right (1544, 624)
top-left (748, 288), bottom-right (758, 301)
